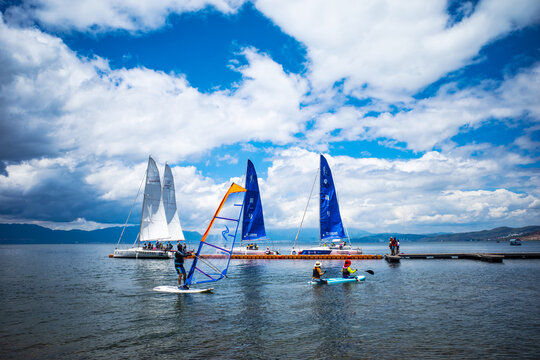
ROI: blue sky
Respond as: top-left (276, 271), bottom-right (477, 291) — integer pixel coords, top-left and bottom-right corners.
top-left (0, 0), bottom-right (539, 234)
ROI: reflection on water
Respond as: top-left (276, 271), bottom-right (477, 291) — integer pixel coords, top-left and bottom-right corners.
top-left (0, 243), bottom-right (539, 359)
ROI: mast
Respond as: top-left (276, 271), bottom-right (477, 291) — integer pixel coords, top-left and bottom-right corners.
top-left (138, 156), bottom-right (151, 248)
top-left (293, 168), bottom-right (318, 250)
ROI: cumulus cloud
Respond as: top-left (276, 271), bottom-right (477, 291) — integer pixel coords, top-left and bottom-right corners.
top-left (304, 62), bottom-right (540, 153)
top-left (256, 0), bottom-right (540, 99)
top-left (0, 15), bottom-right (309, 227)
top-left (0, 15), bottom-right (308, 165)
top-left (259, 149), bottom-right (540, 233)
top-left (4, 0), bottom-right (247, 32)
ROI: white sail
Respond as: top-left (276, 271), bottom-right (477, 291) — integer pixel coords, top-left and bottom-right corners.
top-left (140, 157), bottom-right (169, 242)
top-left (163, 164), bottom-right (185, 241)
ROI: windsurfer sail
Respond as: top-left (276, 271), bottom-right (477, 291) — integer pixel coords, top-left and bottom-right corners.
top-left (185, 183), bottom-right (246, 286)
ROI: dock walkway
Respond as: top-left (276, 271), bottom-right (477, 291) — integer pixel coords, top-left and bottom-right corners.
top-left (385, 252), bottom-right (540, 263)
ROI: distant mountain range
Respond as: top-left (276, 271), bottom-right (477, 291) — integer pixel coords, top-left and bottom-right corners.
top-left (0, 223), bottom-right (539, 244)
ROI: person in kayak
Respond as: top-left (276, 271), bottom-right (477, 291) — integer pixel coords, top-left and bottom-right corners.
top-left (174, 244), bottom-right (189, 289)
top-left (312, 261), bottom-right (327, 284)
top-left (341, 259), bottom-right (357, 278)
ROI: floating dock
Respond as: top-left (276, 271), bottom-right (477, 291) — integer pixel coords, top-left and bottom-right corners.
top-left (385, 252), bottom-right (540, 263)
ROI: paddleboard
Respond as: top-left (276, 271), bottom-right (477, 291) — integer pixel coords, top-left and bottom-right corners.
top-left (309, 275), bottom-right (366, 285)
top-left (153, 285), bottom-right (214, 294)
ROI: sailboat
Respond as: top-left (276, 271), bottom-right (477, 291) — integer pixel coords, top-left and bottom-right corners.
top-left (154, 183), bottom-right (246, 293)
top-left (232, 160), bottom-right (278, 255)
top-left (113, 156), bottom-right (185, 259)
top-left (291, 154), bottom-right (362, 255)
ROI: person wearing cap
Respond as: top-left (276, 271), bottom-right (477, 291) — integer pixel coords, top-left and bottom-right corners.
top-left (174, 244), bottom-right (189, 289)
top-left (312, 261), bottom-right (326, 284)
top-left (341, 259), bottom-right (357, 278)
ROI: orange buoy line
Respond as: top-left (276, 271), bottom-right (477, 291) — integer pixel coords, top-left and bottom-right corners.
top-left (193, 254), bottom-right (382, 260)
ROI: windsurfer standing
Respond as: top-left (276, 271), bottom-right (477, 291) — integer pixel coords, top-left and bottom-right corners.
top-left (174, 244), bottom-right (189, 289)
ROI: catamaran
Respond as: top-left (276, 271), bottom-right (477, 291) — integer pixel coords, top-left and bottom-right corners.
top-left (232, 160), bottom-right (278, 255)
top-left (291, 154), bottom-right (362, 255)
top-left (154, 183), bottom-right (246, 293)
top-left (113, 156), bottom-right (185, 259)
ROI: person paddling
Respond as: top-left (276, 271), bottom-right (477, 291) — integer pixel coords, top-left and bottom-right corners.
top-left (174, 244), bottom-right (189, 289)
top-left (312, 261), bottom-right (327, 284)
top-left (341, 259), bottom-right (357, 278)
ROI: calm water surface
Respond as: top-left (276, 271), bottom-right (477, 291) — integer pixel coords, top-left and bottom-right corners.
top-left (1, 241), bottom-right (539, 359)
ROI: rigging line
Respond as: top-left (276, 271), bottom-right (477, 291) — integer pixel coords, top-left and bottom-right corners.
top-left (293, 167), bottom-right (319, 250)
top-left (116, 171), bottom-right (146, 249)
top-left (193, 253), bottom-right (229, 279)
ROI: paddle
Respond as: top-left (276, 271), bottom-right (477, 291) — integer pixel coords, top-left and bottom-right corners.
top-left (357, 269), bottom-right (374, 275)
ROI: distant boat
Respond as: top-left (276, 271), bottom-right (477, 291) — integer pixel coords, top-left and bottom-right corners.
top-left (509, 238), bottom-right (522, 246)
top-left (291, 154), bottom-right (362, 255)
top-left (232, 160), bottom-right (278, 255)
top-left (113, 157), bottom-right (185, 259)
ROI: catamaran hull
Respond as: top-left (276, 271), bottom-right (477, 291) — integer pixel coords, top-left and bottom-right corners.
top-left (231, 247), bottom-right (278, 255)
top-left (292, 247), bottom-right (362, 255)
top-left (113, 248), bottom-right (173, 259)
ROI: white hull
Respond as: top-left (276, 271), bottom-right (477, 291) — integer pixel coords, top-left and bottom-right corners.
top-left (113, 247), bottom-right (173, 259)
top-left (291, 246), bottom-right (362, 255)
top-left (231, 247), bottom-right (278, 255)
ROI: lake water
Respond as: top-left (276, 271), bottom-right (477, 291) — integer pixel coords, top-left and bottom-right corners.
top-left (1, 241), bottom-right (539, 359)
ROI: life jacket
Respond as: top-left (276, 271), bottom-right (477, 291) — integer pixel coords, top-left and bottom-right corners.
top-left (342, 266), bottom-right (350, 278)
top-left (313, 267), bottom-right (321, 278)
top-left (174, 250), bottom-right (185, 264)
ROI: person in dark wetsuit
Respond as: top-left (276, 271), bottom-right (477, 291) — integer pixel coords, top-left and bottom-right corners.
top-left (312, 261), bottom-right (327, 284)
top-left (174, 244), bottom-right (189, 289)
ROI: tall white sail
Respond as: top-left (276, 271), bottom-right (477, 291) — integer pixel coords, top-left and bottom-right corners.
top-left (163, 164), bottom-right (185, 241)
top-left (140, 157), bottom-right (169, 242)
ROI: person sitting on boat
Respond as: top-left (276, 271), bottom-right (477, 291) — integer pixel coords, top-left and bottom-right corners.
top-left (174, 244), bottom-right (189, 289)
top-left (341, 259), bottom-right (357, 278)
top-left (312, 261), bottom-right (326, 284)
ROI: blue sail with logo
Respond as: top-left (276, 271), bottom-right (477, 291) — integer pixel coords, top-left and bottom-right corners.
top-left (319, 154), bottom-right (346, 241)
top-left (242, 159), bottom-right (267, 241)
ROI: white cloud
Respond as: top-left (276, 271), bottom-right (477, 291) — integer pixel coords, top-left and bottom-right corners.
top-left (0, 16), bottom-right (308, 164)
top-left (304, 63), bottom-right (540, 153)
top-left (255, 0), bottom-right (540, 99)
top-left (258, 149), bottom-right (540, 233)
top-left (5, 0), bottom-right (246, 32)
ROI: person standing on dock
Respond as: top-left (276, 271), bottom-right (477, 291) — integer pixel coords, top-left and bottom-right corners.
top-left (341, 259), bottom-right (357, 278)
top-left (174, 244), bottom-right (188, 289)
top-left (389, 237), bottom-right (396, 255)
top-left (396, 238), bottom-right (400, 255)
top-left (312, 261), bottom-right (326, 284)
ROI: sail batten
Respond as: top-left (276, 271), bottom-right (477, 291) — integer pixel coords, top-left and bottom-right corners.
top-left (319, 155), bottom-right (346, 241)
top-left (242, 160), bottom-right (267, 241)
top-left (185, 183), bottom-right (246, 286)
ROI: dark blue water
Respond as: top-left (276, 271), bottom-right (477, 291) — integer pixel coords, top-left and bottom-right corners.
top-left (1, 241), bottom-right (539, 359)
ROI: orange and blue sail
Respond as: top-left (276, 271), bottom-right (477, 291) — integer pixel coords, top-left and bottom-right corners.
top-left (242, 160), bottom-right (267, 241)
top-left (320, 155), bottom-right (346, 241)
top-left (185, 183), bottom-right (246, 286)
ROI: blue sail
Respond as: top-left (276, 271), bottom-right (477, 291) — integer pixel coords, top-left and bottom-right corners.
top-left (319, 154), bottom-right (346, 241)
top-left (242, 159), bottom-right (267, 241)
